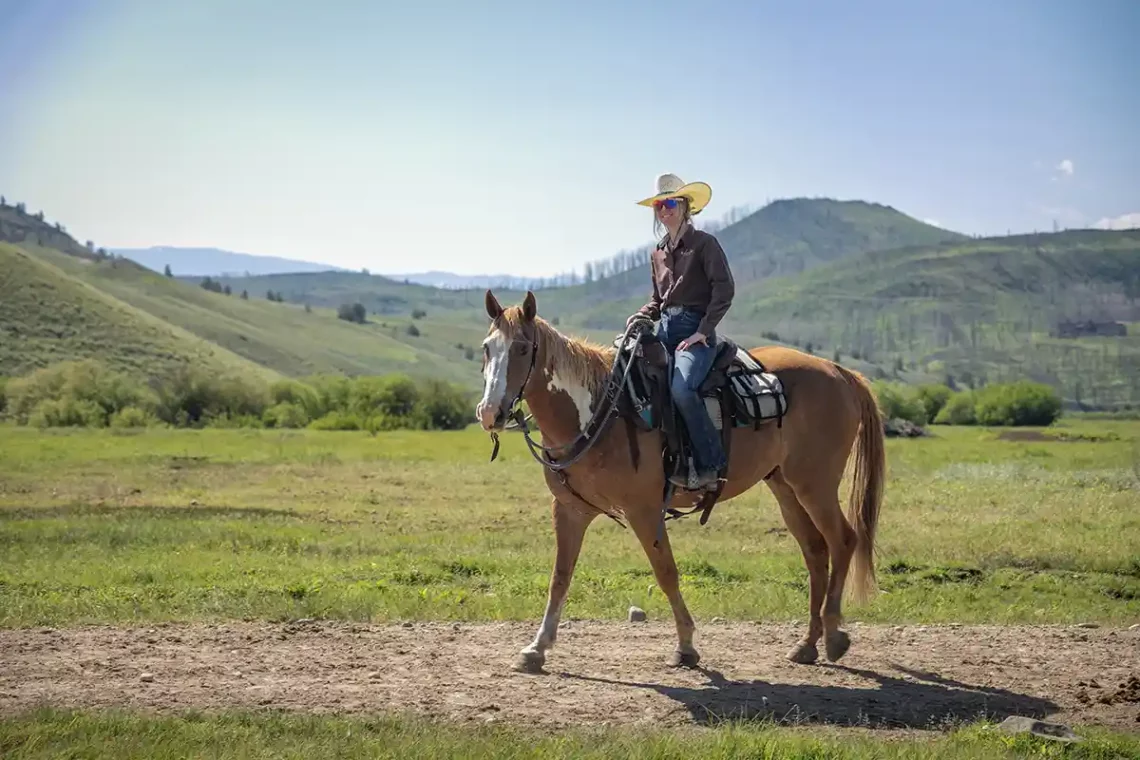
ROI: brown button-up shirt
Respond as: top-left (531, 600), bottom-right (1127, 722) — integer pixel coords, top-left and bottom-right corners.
top-left (638, 223), bottom-right (735, 337)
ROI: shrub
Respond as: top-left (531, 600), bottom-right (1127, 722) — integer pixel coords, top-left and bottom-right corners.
top-left (263, 401), bottom-right (310, 429)
top-left (914, 384), bottom-right (953, 424)
top-left (5, 359), bottom-right (156, 426)
top-left (269, 379), bottom-right (323, 420)
top-left (974, 381), bottom-right (1062, 427)
top-left (871, 381), bottom-right (926, 425)
top-left (337, 302), bottom-right (366, 324)
top-left (933, 391), bottom-right (977, 425)
top-left (0, 376), bottom-right (6, 416)
top-left (28, 398), bottom-right (105, 428)
top-left (309, 410), bottom-right (362, 430)
top-left (349, 375), bottom-right (419, 419)
top-left (414, 379), bottom-right (472, 431)
top-left (109, 406), bottom-right (158, 429)
top-left (150, 366), bottom-right (269, 427)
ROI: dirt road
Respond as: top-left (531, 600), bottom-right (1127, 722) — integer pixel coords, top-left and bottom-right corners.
top-left (2, 620), bottom-right (1138, 732)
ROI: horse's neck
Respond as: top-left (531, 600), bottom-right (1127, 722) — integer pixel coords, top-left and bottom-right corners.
top-left (526, 331), bottom-right (607, 449)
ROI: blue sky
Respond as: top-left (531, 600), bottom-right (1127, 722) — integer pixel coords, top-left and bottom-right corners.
top-left (2, 0), bottom-right (1137, 276)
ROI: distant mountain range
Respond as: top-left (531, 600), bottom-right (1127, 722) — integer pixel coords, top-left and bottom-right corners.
top-left (110, 246), bottom-right (350, 277)
top-left (112, 246), bottom-right (555, 289)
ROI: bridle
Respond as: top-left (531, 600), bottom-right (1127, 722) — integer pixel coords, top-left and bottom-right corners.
top-left (488, 317), bottom-right (652, 472)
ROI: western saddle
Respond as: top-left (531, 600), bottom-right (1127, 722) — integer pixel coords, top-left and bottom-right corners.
top-left (611, 319), bottom-right (789, 523)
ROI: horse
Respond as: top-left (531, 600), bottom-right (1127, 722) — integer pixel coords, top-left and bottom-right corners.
top-left (475, 290), bottom-right (885, 674)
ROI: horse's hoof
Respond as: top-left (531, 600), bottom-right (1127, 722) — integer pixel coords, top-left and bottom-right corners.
top-left (668, 649), bottom-right (700, 668)
top-left (786, 639), bottom-right (818, 664)
top-left (825, 630), bottom-right (851, 662)
top-left (514, 649), bottom-right (546, 674)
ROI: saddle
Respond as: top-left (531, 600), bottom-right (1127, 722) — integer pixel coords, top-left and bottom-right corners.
top-left (612, 325), bottom-right (790, 520)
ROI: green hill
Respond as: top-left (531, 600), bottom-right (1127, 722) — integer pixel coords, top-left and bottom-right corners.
top-left (0, 242), bottom-right (277, 381)
top-left (734, 229), bottom-right (1140, 409)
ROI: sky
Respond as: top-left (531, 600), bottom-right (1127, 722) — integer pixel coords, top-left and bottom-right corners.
top-left (2, 0), bottom-right (1138, 277)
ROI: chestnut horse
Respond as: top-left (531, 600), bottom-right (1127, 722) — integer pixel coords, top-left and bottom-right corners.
top-left (475, 290), bottom-right (885, 673)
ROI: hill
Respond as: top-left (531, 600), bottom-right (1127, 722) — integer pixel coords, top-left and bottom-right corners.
top-left (0, 203), bottom-right (492, 389)
top-left (195, 198), bottom-right (964, 322)
top-left (735, 229), bottom-right (1140, 408)
top-left (0, 242), bottom-right (277, 382)
top-left (111, 246), bottom-right (348, 277)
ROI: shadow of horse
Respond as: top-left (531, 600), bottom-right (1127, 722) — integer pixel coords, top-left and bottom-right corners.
top-left (562, 663), bottom-right (1059, 729)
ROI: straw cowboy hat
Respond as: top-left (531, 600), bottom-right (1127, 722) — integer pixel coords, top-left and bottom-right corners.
top-left (636, 173), bottom-right (712, 215)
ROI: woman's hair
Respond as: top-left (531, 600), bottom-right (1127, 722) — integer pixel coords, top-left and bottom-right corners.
top-left (653, 196), bottom-right (692, 241)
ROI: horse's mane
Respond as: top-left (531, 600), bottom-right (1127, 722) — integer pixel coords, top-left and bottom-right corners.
top-left (498, 306), bottom-right (615, 395)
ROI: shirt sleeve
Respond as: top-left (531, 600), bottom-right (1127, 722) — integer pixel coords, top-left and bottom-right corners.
top-left (697, 235), bottom-right (735, 337)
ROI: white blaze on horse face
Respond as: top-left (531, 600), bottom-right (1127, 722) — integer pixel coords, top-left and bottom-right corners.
top-left (548, 370), bottom-right (593, 431)
top-left (476, 329), bottom-right (510, 428)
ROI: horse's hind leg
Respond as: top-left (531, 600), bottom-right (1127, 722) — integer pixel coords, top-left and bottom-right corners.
top-left (517, 497), bottom-right (597, 673)
top-left (627, 506), bottom-right (699, 668)
top-left (767, 470), bottom-right (829, 664)
top-left (789, 476), bottom-right (858, 663)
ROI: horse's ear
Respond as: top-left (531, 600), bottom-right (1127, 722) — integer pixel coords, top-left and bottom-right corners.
top-left (522, 290), bottom-right (536, 322)
top-left (485, 289), bottom-right (503, 320)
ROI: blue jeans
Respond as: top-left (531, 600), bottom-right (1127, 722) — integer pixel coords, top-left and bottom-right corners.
top-left (658, 308), bottom-right (726, 473)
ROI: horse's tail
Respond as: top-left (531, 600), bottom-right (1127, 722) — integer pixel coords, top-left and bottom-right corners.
top-left (836, 365), bottom-right (885, 604)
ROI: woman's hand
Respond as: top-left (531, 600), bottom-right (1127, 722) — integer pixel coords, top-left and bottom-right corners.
top-left (677, 332), bottom-right (707, 351)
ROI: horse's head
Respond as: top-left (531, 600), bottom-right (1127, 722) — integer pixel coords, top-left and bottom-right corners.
top-left (475, 289), bottom-right (540, 431)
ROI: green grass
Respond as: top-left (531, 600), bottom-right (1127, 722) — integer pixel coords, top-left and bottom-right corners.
top-left (1, 420), bottom-right (1137, 629)
top-left (3, 708), bottom-right (1138, 759)
top-left (0, 243), bottom-right (277, 382)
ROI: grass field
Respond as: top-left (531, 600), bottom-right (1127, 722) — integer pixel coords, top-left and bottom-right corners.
top-left (2, 420), bottom-right (1138, 757)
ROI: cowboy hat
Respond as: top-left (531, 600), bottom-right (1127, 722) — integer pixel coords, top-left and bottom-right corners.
top-left (635, 173), bottom-right (712, 215)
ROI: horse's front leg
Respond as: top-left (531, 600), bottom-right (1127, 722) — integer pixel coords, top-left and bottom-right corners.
top-left (627, 505), bottom-right (699, 668)
top-left (516, 497), bottom-right (597, 673)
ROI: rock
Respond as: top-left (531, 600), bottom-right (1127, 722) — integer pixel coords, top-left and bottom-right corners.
top-left (1075, 622), bottom-right (1100, 629)
top-left (998, 716), bottom-right (1082, 744)
top-left (139, 673), bottom-right (154, 683)
top-left (1128, 623), bottom-right (1139, 631)
top-left (883, 418), bottom-right (928, 438)
top-left (628, 606), bottom-right (647, 623)
top-left (189, 499), bottom-right (199, 506)
top-left (711, 617), bottom-right (725, 624)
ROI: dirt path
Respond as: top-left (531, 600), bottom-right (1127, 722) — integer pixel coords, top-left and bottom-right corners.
top-left (2, 620), bottom-right (1138, 733)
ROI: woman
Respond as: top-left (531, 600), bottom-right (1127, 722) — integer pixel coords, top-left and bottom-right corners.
top-left (627, 173), bottom-right (736, 490)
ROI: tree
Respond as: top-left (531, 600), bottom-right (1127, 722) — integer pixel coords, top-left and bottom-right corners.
top-left (164, 264), bottom-right (173, 277)
top-left (240, 290), bottom-right (249, 300)
top-left (337, 302), bottom-right (366, 324)
top-left (223, 284), bottom-right (232, 296)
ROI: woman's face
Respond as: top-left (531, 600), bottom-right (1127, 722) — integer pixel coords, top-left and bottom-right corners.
top-left (654, 196), bottom-right (684, 226)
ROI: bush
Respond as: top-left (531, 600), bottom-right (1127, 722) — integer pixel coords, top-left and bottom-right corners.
top-left (0, 376), bottom-right (7, 416)
top-left (5, 360), bottom-right (157, 426)
top-left (109, 406), bottom-right (158, 429)
top-left (914, 384), bottom-right (953, 424)
top-left (308, 410), bottom-right (362, 430)
top-left (28, 398), bottom-right (105, 428)
top-left (269, 379), bottom-right (323, 420)
top-left (871, 381), bottom-right (926, 425)
top-left (974, 381), bottom-right (1062, 427)
top-left (150, 366), bottom-right (269, 427)
top-left (337, 302), bottom-right (366, 324)
top-left (350, 375), bottom-right (419, 419)
top-left (413, 379), bottom-right (472, 431)
top-left (263, 401), bottom-right (310, 429)
top-left (933, 391), bottom-right (977, 425)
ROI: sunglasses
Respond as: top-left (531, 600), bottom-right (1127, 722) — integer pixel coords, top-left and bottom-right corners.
top-left (653, 197), bottom-right (683, 210)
